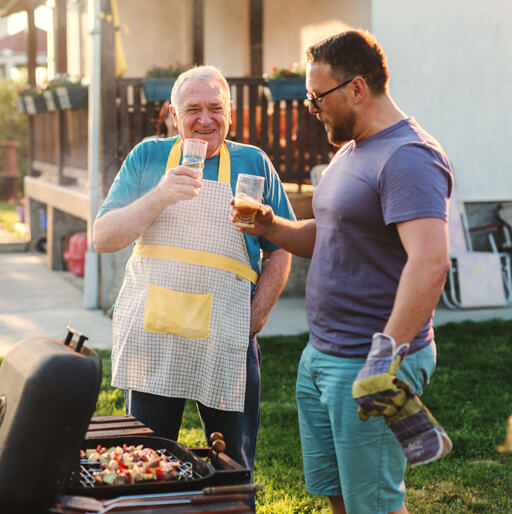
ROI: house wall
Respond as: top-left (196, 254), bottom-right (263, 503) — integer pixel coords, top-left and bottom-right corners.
top-left (371, 0), bottom-right (512, 203)
top-left (81, 0), bottom-right (371, 79)
top-left (263, 0), bottom-right (370, 74)
top-left (204, 0), bottom-right (250, 76)
top-left (116, 0), bottom-right (193, 77)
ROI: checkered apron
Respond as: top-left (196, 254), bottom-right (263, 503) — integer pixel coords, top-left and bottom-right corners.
top-left (111, 140), bottom-right (257, 412)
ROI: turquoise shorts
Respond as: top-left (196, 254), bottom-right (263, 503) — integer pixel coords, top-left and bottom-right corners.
top-left (296, 341), bottom-right (436, 514)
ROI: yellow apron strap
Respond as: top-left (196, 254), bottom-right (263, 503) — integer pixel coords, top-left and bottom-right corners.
top-left (165, 139), bottom-right (231, 184)
top-left (218, 143), bottom-right (231, 184)
top-left (134, 243), bottom-right (258, 285)
top-left (166, 139), bottom-right (182, 171)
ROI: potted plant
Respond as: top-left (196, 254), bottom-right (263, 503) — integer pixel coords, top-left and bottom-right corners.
top-left (266, 65), bottom-right (307, 101)
top-left (144, 62), bottom-right (194, 102)
top-left (16, 93), bottom-right (27, 114)
top-left (20, 86), bottom-right (47, 114)
top-left (53, 74), bottom-right (87, 110)
top-left (41, 76), bottom-right (65, 111)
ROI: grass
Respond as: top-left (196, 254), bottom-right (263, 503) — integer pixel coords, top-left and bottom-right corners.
top-left (90, 319), bottom-right (512, 513)
top-left (0, 201), bottom-right (21, 232)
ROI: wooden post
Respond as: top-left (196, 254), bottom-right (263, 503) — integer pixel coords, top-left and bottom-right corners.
top-left (193, 0), bottom-right (204, 65)
top-left (100, 0), bottom-right (118, 197)
top-left (249, 0), bottom-right (263, 76)
top-left (26, 7), bottom-right (36, 177)
top-left (26, 7), bottom-right (36, 87)
top-left (54, 0), bottom-right (68, 74)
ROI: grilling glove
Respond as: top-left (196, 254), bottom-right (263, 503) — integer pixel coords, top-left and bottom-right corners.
top-left (352, 333), bottom-right (410, 421)
top-left (386, 377), bottom-right (453, 467)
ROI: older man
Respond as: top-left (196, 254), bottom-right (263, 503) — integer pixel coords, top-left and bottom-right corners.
top-left (93, 65), bottom-right (294, 476)
top-left (232, 31), bottom-right (452, 514)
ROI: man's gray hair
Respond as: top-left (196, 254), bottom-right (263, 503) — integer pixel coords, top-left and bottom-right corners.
top-left (170, 65), bottom-right (231, 111)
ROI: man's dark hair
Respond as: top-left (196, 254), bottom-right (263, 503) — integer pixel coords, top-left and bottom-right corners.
top-left (306, 30), bottom-right (389, 95)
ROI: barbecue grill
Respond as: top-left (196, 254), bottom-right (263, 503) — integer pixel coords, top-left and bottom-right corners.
top-left (67, 435), bottom-right (218, 498)
top-left (0, 329), bottom-right (253, 513)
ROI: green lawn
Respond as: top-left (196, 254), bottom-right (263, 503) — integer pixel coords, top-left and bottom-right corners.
top-left (0, 200), bottom-right (21, 232)
top-left (92, 319), bottom-right (512, 513)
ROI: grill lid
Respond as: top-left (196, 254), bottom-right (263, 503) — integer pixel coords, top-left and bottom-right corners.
top-left (0, 328), bottom-right (102, 513)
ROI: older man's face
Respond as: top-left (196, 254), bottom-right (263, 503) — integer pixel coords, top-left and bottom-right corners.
top-left (171, 78), bottom-right (231, 159)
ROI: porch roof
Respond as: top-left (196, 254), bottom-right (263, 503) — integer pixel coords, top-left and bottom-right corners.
top-left (0, 26), bottom-right (46, 52)
top-left (0, 0), bottom-right (43, 17)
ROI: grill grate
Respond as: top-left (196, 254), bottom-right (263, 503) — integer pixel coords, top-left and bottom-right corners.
top-left (75, 447), bottom-right (199, 489)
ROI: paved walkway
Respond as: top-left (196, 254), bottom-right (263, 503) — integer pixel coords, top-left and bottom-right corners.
top-left (0, 250), bottom-right (309, 356)
top-left (1, 247), bottom-right (512, 357)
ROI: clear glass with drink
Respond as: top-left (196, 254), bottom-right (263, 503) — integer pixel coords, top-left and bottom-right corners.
top-left (233, 174), bottom-right (265, 228)
top-left (182, 138), bottom-right (208, 177)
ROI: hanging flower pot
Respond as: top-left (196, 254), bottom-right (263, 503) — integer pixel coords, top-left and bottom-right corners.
top-left (43, 90), bottom-right (60, 111)
top-left (56, 85), bottom-right (88, 110)
top-left (16, 96), bottom-right (27, 113)
top-left (23, 94), bottom-right (48, 114)
top-left (143, 77), bottom-right (176, 102)
top-left (267, 77), bottom-right (307, 101)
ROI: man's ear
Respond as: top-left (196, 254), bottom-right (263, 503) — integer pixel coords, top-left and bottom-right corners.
top-left (169, 104), bottom-right (178, 128)
top-left (351, 76), bottom-right (368, 105)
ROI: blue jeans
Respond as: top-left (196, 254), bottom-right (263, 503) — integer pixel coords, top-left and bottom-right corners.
top-left (124, 336), bottom-right (261, 474)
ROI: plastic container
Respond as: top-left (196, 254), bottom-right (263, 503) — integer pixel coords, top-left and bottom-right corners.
top-left (64, 232), bottom-right (87, 276)
top-left (38, 208), bottom-right (47, 231)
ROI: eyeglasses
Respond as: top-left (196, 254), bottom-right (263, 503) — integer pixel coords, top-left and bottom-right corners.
top-left (306, 77), bottom-right (355, 109)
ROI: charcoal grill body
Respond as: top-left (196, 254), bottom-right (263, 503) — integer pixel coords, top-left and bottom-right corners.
top-left (0, 335), bottom-right (102, 513)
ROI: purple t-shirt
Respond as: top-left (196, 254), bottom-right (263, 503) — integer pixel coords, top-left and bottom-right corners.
top-left (306, 117), bottom-right (453, 358)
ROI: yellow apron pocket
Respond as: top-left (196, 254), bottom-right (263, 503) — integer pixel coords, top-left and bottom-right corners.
top-left (143, 284), bottom-right (212, 340)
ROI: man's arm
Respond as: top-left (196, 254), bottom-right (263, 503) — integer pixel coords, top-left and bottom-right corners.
top-left (94, 167), bottom-right (202, 253)
top-left (249, 248), bottom-right (292, 335)
top-left (230, 203), bottom-right (317, 258)
top-left (383, 217), bottom-right (450, 344)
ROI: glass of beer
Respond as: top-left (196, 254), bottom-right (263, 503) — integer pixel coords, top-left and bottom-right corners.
top-left (182, 138), bottom-right (208, 177)
top-left (233, 174), bottom-right (265, 228)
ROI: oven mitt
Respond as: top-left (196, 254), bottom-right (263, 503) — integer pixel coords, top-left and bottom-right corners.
top-left (386, 377), bottom-right (453, 467)
top-left (352, 333), bottom-right (410, 421)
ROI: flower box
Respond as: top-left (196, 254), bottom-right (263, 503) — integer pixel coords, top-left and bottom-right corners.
top-left (143, 78), bottom-right (176, 102)
top-left (43, 90), bottom-right (60, 111)
top-left (56, 85), bottom-right (88, 110)
top-left (23, 95), bottom-right (48, 114)
top-left (16, 96), bottom-right (26, 113)
top-left (267, 77), bottom-right (307, 101)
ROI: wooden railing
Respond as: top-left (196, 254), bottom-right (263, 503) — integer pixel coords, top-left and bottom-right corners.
top-left (116, 77), bottom-right (336, 187)
top-left (28, 77), bottom-right (336, 192)
top-left (30, 108), bottom-right (88, 186)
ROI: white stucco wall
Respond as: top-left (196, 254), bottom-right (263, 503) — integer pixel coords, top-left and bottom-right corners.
top-left (371, 0), bottom-right (512, 202)
top-left (263, 0), bottom-right (370, 75)
top-left (204, 0), bottom-right (249, 77)
top-left (116, 0), bottom-right (193, 77)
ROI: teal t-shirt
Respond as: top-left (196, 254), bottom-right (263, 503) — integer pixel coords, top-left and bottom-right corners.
top-left (96, 136), bottom-right (296, 275)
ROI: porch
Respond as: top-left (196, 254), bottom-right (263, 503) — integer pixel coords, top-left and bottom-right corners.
top-left (24, 77), bottom-right (330, 306)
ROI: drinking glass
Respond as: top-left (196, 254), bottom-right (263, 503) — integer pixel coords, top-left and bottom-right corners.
top-left (233, 174), bottom-right (265, 228)
top-left (182, 138), bottom-right (208, 177)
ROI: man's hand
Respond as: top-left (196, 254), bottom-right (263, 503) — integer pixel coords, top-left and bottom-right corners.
top-left (385, 377), bottom-right (453, 467)
top-left (229, 200), bottom-right (275, 236)
top-left (157, 166), bottom-right (203, 205)
top-left (352, 333), bottom-right (410, 420)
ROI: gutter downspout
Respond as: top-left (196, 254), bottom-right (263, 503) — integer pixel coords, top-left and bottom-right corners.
top-left (83, 0), bottom-right (101, 309)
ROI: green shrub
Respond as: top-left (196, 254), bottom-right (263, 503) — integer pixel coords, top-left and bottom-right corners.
top-left (0, 79), bottom-right (29, 193)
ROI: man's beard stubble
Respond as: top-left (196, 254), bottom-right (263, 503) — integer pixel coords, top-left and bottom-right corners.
top-left (324, 109), bottom-right (357, 147)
